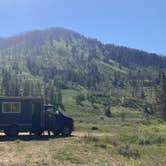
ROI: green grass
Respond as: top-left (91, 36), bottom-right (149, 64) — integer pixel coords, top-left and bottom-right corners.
top-left (60, 89), bottom-right (166, 165)
top-left (0, 123), bottom-right (165, 166)
top-left (0, 89), bottom-right (165, 166)
top-left (62, 89), bottom-right (146, 124)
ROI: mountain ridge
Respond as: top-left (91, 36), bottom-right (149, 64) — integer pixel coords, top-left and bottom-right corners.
top-left (0, 27), bottom-right (165, 70)
top-left (0, 27), bottom-right (161, 55)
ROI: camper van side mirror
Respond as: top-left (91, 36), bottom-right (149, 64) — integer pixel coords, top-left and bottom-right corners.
top-left (55, 110), bottom-right (60, 115)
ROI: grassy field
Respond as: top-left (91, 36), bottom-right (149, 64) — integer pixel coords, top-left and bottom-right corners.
top-left (0, 123), bottom-right (166, 166)
top-left (0, 89), bottom-right (166, 166)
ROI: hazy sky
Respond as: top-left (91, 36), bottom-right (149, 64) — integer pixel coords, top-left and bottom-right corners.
top-left (0, 0), bottom-right (165, 54)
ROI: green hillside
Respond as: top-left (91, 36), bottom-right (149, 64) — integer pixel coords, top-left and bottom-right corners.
top-left (0, 27), bottom-right (165, 120)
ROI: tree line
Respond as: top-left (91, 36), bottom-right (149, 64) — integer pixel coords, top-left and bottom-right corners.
top-left (0, 68), bottom-right (63, 108)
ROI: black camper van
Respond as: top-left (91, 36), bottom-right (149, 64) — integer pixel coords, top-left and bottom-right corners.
top-left (0, 97), bottom-right (74, 137)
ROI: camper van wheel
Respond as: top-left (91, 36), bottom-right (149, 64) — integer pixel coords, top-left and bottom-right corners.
top-left (5, 125), bottom-right (19, 137)
top-left (53, 130), bottom-right (60, 137)
top-left (62, 126), bottom-right (71, 137)
top-left (34, 130), bottom-right (43, 137)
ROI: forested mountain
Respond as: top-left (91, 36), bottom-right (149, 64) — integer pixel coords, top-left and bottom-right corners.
top-left (104, 44), bottom-right (166, 69)
top-left (0, 27), bottom-right (165, 70)
top-left (0, 27), bottom-right (165, 111)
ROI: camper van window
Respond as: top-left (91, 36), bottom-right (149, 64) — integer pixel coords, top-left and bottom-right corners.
top-left (12, 103), bottom-right (21, 113)
top-left (2, 103), bottom-right (11, 113)
top-left (2, 102), bottom-right (21, 113)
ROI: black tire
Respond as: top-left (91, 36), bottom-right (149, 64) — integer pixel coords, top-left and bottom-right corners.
top-left (34, 130), bottom-right (43, 137)
top-left (53, 130), bottom-right (60, 137)
top-left (61, 126), bottom-right (72, 137)
top-left (5, 125), bottom-right (19, 137)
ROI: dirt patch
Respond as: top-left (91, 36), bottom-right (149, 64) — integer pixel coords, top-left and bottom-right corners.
top-left (73, 131), bottom-right (114, 138)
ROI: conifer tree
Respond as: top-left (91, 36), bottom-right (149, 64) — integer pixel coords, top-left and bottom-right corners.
top-left (157, 72), bottom-right (166, 121)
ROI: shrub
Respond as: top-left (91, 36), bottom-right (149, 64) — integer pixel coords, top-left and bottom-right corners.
top-left (94, 143), bottom-right (107, 149)
top-left (82, 134), bottom-right (99, 143)
top-left (120, 111), bottom-right (126, 122)
top-left (75, 92), bottom-right (85, 106)
top-left (100, 116), bottom-right (105, 120)
top-left (91, 126), bottom-right (99, 130)
top-left (137, 127), bottom-right (166, 145)
top-left (122, 98), bottom-right (144, 108)
top-left (117, 143), bottom-right (140, 159)
top-left (104, 105), bottom-right (112, 117)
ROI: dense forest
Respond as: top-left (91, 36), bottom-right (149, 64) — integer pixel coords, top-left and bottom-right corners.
top-left (0, 27), bottom-right (165, 119)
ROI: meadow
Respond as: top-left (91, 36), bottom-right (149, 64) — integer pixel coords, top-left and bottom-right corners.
top-left (0, 89), bottom-right (166, 166)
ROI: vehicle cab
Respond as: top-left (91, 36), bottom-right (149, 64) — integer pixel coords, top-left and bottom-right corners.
top-left (44, 104), bottom-right (74, 137)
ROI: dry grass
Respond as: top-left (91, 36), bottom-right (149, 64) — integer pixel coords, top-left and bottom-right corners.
top-left (0, 124), bottom-right (166, 166)
top-left (0, 131), bottom-right (127, 166)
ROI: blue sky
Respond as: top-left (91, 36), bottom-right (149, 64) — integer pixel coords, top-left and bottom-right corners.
top-left (0, 0), bottom-right (165, 54)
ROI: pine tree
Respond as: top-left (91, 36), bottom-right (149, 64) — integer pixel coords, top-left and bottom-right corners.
top-left (1, 70), bottom-right (11, 96)
top-left (157, 72), bottom-right (166, 121)
top-left (56, 88), bottom-right (65, 111)
top-left (49, 84), bottom-right (56, 105)
top-left (23, 81), bottom-right (31, 96)
top-left (104, 93), bottom-right (112, 117)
